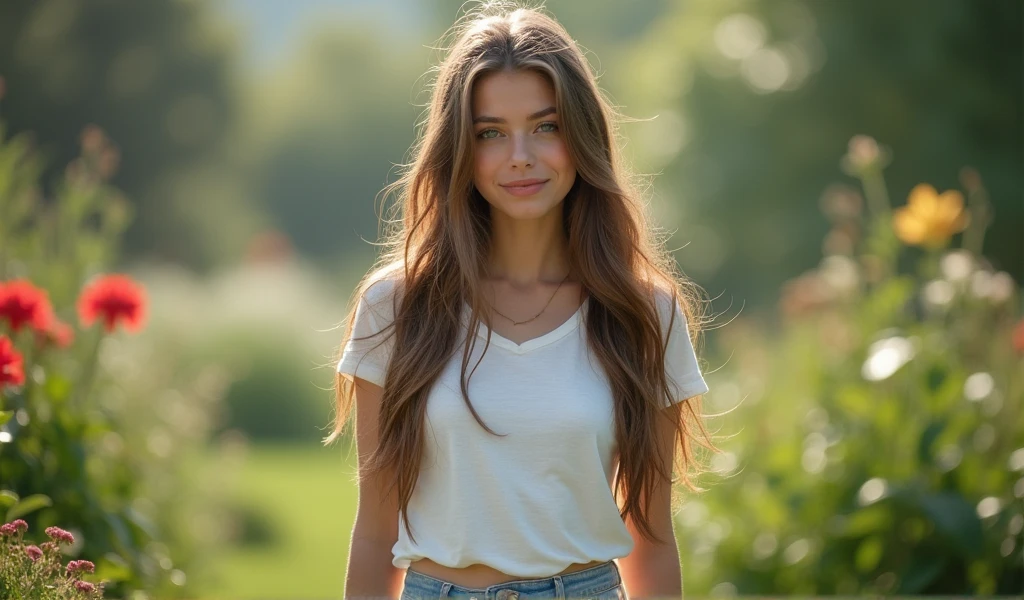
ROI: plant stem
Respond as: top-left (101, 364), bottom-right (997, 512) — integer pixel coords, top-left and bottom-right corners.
top-left (961, 185), bottom-right (992, 259)
top-left (71, 328), bottom-right (104, 409)
top-left (861, 169), bottom-right (892, 220)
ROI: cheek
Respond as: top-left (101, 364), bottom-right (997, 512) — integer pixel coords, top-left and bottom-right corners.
top-left (473, 147), bottom-right (500, 182)
top-left (544, 140), bottom-right (574, 172)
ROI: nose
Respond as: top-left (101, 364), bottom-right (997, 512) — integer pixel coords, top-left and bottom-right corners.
top-left (508, 131), bottom-right (533, 169)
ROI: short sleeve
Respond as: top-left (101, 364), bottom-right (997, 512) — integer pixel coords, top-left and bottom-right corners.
top-left (656, 289), bottom-right (710, 407)
top-left (336, 277), bottom-right (399, 388)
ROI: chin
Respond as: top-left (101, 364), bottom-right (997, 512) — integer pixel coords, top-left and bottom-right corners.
top-left (494, 197), bottom-right (561, 220)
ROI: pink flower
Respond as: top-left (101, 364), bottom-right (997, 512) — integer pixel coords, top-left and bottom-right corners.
top-left (44, 526), bottom-right (74, 544)
top-left (74, 580), bottom-right (96, 593)
top-left (0, 520), bottom-right (25, 536)
top-left (67, 559), bottom-right (95, 574)
top-left (25, 545), bottom-right (43, 561)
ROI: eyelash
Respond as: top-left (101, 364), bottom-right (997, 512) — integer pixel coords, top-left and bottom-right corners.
top-left (476, 121), bottom-right (559, 140)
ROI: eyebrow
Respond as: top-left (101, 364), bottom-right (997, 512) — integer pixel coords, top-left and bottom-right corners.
top-left (472, 106), bottom-right (557, 125)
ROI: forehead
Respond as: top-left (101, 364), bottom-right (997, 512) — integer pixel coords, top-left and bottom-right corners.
top-left (471, 70), bottom-right (556, 117)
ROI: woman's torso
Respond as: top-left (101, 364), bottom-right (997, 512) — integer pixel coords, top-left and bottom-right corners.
top-left (388, 280), bottom-right (636, 582)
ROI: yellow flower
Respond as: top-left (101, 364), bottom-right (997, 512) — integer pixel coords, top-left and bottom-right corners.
top-left (892, 184), bottom-right (970, 249)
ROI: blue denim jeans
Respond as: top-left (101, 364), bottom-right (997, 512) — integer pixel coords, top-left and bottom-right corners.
top-left (400, 561), bottom-right (627, 599)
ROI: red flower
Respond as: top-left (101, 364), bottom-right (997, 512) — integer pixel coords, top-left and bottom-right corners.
top-left (0, 336), bottom-right (25, 387)
top-left (74, 580), bottom-right (96, 593)
top-left (77, 274), bottom-right (147, 334)
top-left (24, 545), bottom-right (42, 561)
top-left (0, 279), bottom-right (53, 332)
top-left (1013, 319), bottom-right (1024, 355)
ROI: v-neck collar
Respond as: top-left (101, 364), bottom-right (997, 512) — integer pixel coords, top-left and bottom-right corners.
top-left (462, 296), bottom-right (589, 355)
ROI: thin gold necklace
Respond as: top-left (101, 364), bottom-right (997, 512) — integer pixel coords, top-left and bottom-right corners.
top-left (486, 271), bottom-right (572, 326)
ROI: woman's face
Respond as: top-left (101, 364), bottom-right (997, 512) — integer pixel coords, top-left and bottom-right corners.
top-left (471, 69), bottom-right (577, 221)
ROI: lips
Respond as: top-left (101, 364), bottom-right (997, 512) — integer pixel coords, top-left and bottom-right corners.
top-left (500, 179), bottom-right (549, 197)
top-left (501, 178), bottom-right (549, 188)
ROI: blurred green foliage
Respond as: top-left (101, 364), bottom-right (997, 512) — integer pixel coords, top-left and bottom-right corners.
top-left (681, 141), bottom-right (1022, 595)
top-left (612, 0), bottom-right (1022, 311)
top-left (0, 122), bottom-right (230, 598)
top-left (3, 1), bottom-right (1017, 308)
top-left (0, 0), bottom-right (259, 271)
top-left (137, 259), bottom-right (352, 444)
top-left (207, 329), bottom-right (329, 442)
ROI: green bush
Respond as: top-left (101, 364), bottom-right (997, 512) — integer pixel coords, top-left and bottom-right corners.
top-left (209, 329), bottom-right (328, 442)
top-left (135, 260), bottom-right (350, 444)
top-left (686, 136), bottom-right (1023, 595)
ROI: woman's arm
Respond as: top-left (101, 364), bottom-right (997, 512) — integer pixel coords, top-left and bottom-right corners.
top-left (343, 376), bottom-right (405, 598)
top-left (617, 402), bottom-right (687, 598)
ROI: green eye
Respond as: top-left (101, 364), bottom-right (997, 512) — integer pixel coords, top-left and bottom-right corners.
top-left (475, 122), bottom-right (559, 140)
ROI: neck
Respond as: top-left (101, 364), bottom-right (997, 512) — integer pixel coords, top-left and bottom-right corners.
top-left (486, 210), bottom-right (571, 289)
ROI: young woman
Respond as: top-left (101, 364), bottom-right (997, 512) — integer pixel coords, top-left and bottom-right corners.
top-left (328, 3), bottom-right (719, 598)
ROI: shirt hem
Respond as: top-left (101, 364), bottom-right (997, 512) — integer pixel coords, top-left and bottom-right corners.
top-left (667, 376), bottom-right (710, 406)
top-left (336, 358), bottom-right (386, 388)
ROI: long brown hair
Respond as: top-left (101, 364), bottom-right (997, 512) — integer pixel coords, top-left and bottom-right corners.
top-left (325, 0), bottom-right (721, 544)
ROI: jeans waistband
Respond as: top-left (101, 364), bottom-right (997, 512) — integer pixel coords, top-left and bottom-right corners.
top-left (401, 560), bottom-right (623, 599)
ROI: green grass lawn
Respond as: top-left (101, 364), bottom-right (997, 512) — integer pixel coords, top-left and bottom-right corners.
top-left (189, 442), bottom-right (702, 599)
top-left (195, 442), bottom-right (358, 599)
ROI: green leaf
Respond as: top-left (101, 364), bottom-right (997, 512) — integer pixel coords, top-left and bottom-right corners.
top-left (94, 552), bottom-right (133, 583)
top-left (917, 418), bottom-right (946, 466)
top-left (125, 506), bottom-right (158, 539)
top-left (899, 552), bottom-right (947, 593)
top-left (5, 494), bottom-right (53, 521)
top-left (104, 512), bottom-right (135, 555)
top-left (855, 534), bottom-right (884, 572)
top-left (916, 491), bottom-right (984, 560)
top-left (924, 363), bottom-right (949, 393)
top-left (43, 374), bottom-right (72, 404)
top-left (838, 505), bottom-right (892, 538)
top-left (0, 490), bottom-right (19, 512)
top-left (864, 276), bottom-right (915, 324)
top-left (0, 410), bottom-right (12, 426)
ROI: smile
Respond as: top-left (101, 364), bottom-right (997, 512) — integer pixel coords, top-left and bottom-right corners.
top-left (500, 180), bottom-right (549, 196)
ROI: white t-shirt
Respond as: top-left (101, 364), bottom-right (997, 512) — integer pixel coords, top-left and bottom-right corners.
top-left (336, 272), bottom-right (710, 578)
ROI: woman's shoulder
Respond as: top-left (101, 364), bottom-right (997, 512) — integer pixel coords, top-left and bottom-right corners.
top-left (650, 281), bottom-right (680, 315)
top-left (357, 264), bottom-right (407, 327)
top-left (649, 281), bottom-right (696, 336)
top-left (362, 264), bottom-right (405, 302)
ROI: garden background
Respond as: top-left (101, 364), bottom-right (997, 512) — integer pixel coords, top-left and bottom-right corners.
top-left (0, 0), bottom-right (1021, 598)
